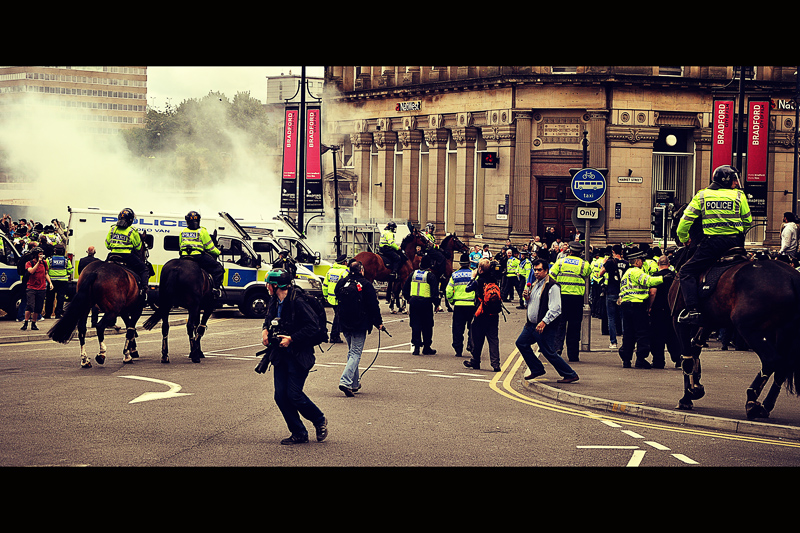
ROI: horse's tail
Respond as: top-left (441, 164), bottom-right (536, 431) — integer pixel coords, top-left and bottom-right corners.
top-left (48, 271), bottom-right (97, 344)
top-left (142, 263), bottom-right (177, 330)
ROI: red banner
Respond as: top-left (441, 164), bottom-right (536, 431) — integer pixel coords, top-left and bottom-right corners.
top-left (281, 107), bottom-right (299, 210)
top-left (746, 100), bottom-right (769, 183)
top-left (711, 99), bottom-right (735, 177)
top-left (304, 106), bottom-right (323, 211)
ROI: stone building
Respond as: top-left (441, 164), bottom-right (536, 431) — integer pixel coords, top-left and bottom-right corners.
top-left (321, 66), bottom-right (799, 249)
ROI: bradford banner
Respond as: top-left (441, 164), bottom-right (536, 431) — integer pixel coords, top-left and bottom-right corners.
top-left (304, 105), bottom-right (323, 211)
top-left (745, 99), bottom-right (770, 217)
top-left (711, 98), bottom-right (735, 179)
top-left (281, 106), bottom-right (299, 210)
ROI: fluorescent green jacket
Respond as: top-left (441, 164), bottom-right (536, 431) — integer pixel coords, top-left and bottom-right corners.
top-left (619, 266), bottom-right (663, 303)
top-left (323, 263), bottom-right (349, 305)
top-left (179, 227), bottom-right (220, 257)
top-left (550, 254), bottom-right (591, 296)
top-left (677, 185), bottom-right (752, 243)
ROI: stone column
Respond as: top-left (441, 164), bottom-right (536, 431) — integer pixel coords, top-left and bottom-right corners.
top-left (511, 111), bottom-right (532, 238)
top-left (481, 110), bottom-right (516, 241)
top-left (398, 124), bottom-right (423, 224)
top-left (587, 110), bottom-right (608, 169)
top-left (350, 125), bottom-right (373, 222)
top-left (424, 115), bottom-right (449, 234)
top-left (374, 126), bottom-right (397, 219)
top-left (452, 117), bottom-right (479, 237)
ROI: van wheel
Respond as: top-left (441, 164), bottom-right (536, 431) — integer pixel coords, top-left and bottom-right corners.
top-left (239, 291), bottom-right (269, 319)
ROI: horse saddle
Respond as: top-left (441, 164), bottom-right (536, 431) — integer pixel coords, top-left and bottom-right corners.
top-left (698, 247), bottom-right (749, 299)
top-left (180, 255), bottom-right (215, 285)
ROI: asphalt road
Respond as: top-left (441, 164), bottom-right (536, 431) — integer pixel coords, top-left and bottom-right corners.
top-left (1, 302), bottom-right (800, 467)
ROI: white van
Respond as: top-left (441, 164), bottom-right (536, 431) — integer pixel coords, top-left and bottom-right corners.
top-left (64, 207), bottom-right (322, 318)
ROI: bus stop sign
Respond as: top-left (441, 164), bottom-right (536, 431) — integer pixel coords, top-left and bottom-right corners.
top-left (570, 168), bottom-right (607, 203)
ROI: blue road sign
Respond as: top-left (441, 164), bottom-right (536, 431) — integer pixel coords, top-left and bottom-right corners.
top-left (571, 168), bottom-right (607, 203)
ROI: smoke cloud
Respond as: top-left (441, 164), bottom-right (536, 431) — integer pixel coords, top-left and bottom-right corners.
top-left (0, 94), bottom-right (282, 224)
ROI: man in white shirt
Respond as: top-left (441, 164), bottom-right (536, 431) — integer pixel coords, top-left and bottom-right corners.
top-left (779, 212), bottom-right (797, 259)
top-left (516, 258), bottom-right (579, 383)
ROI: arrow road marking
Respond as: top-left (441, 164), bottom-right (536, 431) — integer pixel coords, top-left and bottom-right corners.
top-left (119, 375), bottom-right (193, 404)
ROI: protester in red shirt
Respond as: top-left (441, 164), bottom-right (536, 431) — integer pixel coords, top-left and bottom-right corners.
top-left (21, 247), bottom-right (52, 331)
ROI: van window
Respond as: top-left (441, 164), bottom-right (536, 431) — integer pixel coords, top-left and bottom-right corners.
top-left (0, 235), bottom-right (19, 266)
top-left (218, 237), bottom-right (258, 268)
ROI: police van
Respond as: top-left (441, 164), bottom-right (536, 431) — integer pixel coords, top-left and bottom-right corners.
top-left (238, 214), bottom-right (333, 278)
top-left (0, 232), bottom-right (23, 318)
top-left (64, 207), bottom-right (323, 318)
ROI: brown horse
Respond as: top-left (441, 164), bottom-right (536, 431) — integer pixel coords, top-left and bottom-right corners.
top-left (427, 234), bottom-right (470, 311)
top-left (355, 228), bottom-right (429, 313)
top-left (668, 209), bottom-right (800, 419)
top-left (48, 233), bottom-right (152, 368)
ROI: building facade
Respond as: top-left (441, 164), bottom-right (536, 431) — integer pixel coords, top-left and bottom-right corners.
top-left (321, 66), bottom-right (799, 249)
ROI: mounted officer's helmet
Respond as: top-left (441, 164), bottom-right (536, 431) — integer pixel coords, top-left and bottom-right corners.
top-left (266, 268), bottom-right (292, 289)
top-left (386, 221), bottom-right (397, 231)
top-left (117, 208), bottom-right (135, 229)
top-left (712, 165), bottom-right (740, 189)
top-left (425, 222), bottom-right (435, 232)
top-left (185, 211), bottom-right (201, 230)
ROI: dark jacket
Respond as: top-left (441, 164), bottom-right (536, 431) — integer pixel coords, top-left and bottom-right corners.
top-left (334, 271), bottom-right (383, 333)
top-left (262, 286), bottom-right (318, 371)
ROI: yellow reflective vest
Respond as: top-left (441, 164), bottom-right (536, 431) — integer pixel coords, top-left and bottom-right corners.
top-left (550, 254), bottom-right (591, 296)
top-left (619, 266), bottom-right (663, 303)
top-left (323, 263), bottom-right (349, 305)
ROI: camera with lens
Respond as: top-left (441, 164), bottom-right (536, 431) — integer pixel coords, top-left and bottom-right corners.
top-left (255, 317), bottom-right (287, 374)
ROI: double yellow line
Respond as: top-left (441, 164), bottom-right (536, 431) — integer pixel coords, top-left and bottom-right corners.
top-left (490, 349), bottom-right (800, 449)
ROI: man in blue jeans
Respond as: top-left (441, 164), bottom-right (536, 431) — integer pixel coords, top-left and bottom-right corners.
top-left (334, 260), bottom-right (385, 397)
top-left (516, 258), bottom-right (579, 383)
top-left (598, 244), bottom-right (627, 349)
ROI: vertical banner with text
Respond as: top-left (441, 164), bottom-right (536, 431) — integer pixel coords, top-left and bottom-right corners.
top-left (711, 98), bottom-right (735, 180)
top-left (304, 105), bottom-right (323, 211)
top-left (745, 99), bottom-right (770, 217)
top-left (281, 107), bottom-right (300, 210)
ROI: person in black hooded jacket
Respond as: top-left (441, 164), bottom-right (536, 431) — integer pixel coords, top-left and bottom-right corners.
top-left (260, 268), bottom-right (328, 445)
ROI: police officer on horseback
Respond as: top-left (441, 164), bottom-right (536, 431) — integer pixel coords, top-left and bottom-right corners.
top-left (179, 210), bottom-right (225, 298)
top-left (379, 221), bottom-right (404, 277)
top-left (676, 165), bottom-right (752, 325)
top-left (105, 207), bottom-right (151, 301)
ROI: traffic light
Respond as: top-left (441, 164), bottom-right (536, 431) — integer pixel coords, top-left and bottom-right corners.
top-left (481, 152), bottom-right (498, 169)
top-left (651, 205), bottom-right (665, 239)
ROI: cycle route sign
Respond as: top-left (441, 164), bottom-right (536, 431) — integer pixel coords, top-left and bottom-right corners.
top-left (570, 168), bottom-right (607, 203)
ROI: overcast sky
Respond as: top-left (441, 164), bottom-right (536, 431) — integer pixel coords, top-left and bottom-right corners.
top-left (146, 66), bottom-right (325, 109)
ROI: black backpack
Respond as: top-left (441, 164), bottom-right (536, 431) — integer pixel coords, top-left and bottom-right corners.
top-left (290, 287), bottom-right (329, 348)
top-left (336, 277), bottom-right (365, 331)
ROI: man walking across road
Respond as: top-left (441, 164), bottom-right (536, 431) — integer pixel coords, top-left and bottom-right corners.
top-left (334, 259), bottom-right (385, 397)
top-left (517, 258), bottom-right (578, 383)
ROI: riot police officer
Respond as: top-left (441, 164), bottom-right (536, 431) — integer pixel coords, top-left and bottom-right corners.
top-left (179, 210), bottom-right (225, 298)
top-left (402, 254), bottom-right (439, 355)
top-left (379, 221), bottom-right (404, 276)
top-left (105, 208), bottom-right (150, 301)
top-left (676, 165), bottom-right (752, 325)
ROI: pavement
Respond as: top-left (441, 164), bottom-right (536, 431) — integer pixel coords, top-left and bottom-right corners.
top-left (520, 316), bottom-right (800, 442)
top-left (3, 309), bottom-right (800, 442)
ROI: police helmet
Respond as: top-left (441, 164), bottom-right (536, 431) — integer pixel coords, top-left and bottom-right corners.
top-left (117, 208), bottom-right (135, 229)
top-left (712, 165), bottom-right (740, 189)
top-left (185, 211), bottom-right (201, 230)
top-left (568, 240), bottom-right (583, 253)
top-left (386, 221), bottom-right (397, 231)
top-left (459, 252), bottom-right (470, 266)
top-left (420, 255), bottom-right (433, 269)
top-left (267, 268), bottom-right (292, 288)
top-left (425, 222), bottom-right (435, 232)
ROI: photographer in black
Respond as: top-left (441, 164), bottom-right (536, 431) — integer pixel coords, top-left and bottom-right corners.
top-left (258, 268), bottom-right (328, 445)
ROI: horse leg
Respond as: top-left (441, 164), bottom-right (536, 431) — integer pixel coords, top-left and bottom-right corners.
top-left (192, 306), bottom-right (212, 361)
top-left (675, 325), bottom-right (705, 410)
top-left (95, 326), bottom-right (107, 366)
top-left (737, 325), bottom-right (784, 419)
top-left (160, 315), bottom-right (170, 364)
top-left (187, 308), bottom-right (202, 363)
top-left (78, 317), bottom-right (91, 369)
top-left (121, 315), bottom-right (137, 364)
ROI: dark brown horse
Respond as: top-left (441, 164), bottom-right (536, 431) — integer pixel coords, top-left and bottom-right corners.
top-left (426, 234), bottom-right (470, 311)
top-left (355, 228), bottom-right (429, 313)
top-left (142, 257), bottom-right (215, 364)
top-left (668, 209), bottom-right (800, 419)
top-left (48, 233), bottom-right (152, 368)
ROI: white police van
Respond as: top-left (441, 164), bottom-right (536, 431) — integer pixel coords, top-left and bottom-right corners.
top-left (0, 232), bottom-right (23, 318)
top-left (64, 207), bottom-right (322, 318)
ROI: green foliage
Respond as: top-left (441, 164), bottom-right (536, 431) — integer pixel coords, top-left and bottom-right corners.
top-left (121, 90), bottom-right (277, 187)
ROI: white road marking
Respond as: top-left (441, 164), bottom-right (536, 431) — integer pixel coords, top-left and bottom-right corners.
top-left (119, 375), bottom-right (192, 404)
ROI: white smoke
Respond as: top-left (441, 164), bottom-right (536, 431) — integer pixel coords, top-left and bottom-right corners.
top-left (0, 93), bottom-right (282, 224)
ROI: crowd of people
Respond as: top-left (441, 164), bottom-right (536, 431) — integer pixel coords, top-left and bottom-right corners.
top-left (0, 214), bottom-right (78, 328)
